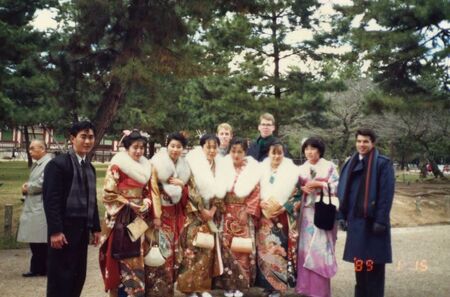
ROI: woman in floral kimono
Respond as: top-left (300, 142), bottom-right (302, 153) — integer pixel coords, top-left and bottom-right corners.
top-left (146, 132), bottom-right (191, 297)
top-left (176, 134), bottom-right (226, 297)
top-left (256, 139), bottom-right (301, 297)
top-left (295, 137), bottom-right (339, 297)
top-left (99, 130), bottom-right (155, 297)
top-left (214, 137), bottom-right (261, 297)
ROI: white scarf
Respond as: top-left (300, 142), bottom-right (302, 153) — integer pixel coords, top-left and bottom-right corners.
top-left (110, 151), bottom-right (152, 184)
top-left (185, 146), bottom-right (226, 202)
top-left (260, 157), bottom-right (300, 205)
top-left (151, 148), bottom-right (191, 203)
top-left (216, 155), bottom-right (261, 198)
top-left (299, 158), bottom-right (340, 207)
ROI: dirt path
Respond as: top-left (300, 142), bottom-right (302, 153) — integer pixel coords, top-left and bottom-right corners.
top-left (1, 225), bottom-right (449, 297)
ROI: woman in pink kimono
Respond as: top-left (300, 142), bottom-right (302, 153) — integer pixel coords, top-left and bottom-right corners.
top-left (214, 137), bottom-right (261, 297)
top-left (296, 137), bottom-right (339, 297)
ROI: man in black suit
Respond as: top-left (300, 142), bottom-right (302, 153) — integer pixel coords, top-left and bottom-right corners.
top-left (43, 121), bottom-right (101, 297)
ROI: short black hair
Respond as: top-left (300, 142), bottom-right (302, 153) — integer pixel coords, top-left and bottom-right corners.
top-left (267, 137), bottom-right (284, 152)
top-left (200, 133), bottom-right (220, 147)
top-left (123, 130), bottom-right (147, 149)
top-left (166, 132), bottom-right (188, 148)
top-left (228, 137), bottom-right (248, 153)
top-left (301, 137), bottom-right (325, 158)
top-left (356, 128), bottom-right (377, 143)
top-left (69, 121), bottom-right (95, 137)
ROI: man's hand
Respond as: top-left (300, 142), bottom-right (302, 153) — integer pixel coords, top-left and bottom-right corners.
top-left (50, 232), bottom-right (68, 249)
top-left (372, 222), bottom-right (386, 235)
top-left (91, 232), bottom-right (101, 247)
top-left (338, 219), bottom-right (347, 231)
top-left (21, 183), bottom-right (28, 195)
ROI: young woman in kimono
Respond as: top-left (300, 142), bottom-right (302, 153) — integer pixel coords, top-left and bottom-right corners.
top-left (176, 134), bottom-right (226, 297)
top-left (214, 137), bottom-right (261, 297)
top-left (255, 139), bottom-right (301, 297)
top-left (99, 130), bottom-right (155, 297)
top-left (295, 137), bottom-right (339, 297)
top-left (146, 132), bottom-right (191, 297)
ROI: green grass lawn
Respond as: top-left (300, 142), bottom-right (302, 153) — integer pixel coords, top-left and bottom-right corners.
top-left (0, 160), bottom-right (108, 249)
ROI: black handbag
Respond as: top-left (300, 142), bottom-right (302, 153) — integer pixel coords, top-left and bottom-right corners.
top-left (314, 184), bottom-right (336, 231)
top-left (111, 204), bottom-right (141, 260)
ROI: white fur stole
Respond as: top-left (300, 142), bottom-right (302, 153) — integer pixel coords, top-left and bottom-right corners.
top-left (186, 146), bottom-right (226, 202)
top-left (110, 151), bottom-right (152, 184)
top-left (216, 155), bottom-right (261, 198)
top-left (151, 148), bottom-right (191, 203)
top-left (260, 157), bottom-right (300, 205)
top-left (299, 158), bottom-right (340, 208)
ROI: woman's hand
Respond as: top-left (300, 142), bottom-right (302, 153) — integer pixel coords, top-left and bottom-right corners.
top-left (168, 177), bottom-right (184, 187)
top-left (260, 201), bottom-right (269, 210)
top-left (153, 218), bottom-right (162, 229)
top-left (200, 208), bottom-right (213, 221)
top-left (270, 207), bottom-right (286, 219)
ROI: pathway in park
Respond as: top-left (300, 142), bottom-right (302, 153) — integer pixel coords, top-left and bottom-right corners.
top-left (0, 225), bottom-right (449, 297)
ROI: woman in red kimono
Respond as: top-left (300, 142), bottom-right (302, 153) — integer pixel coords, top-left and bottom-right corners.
top-left (214, 137), bottom-right (261, 297)
top-left (99, 130), bottom-right (155, 297)
top-left (146, 132), bottom-right (191, 297)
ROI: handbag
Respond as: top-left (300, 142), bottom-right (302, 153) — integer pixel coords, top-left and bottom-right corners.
top-left (144, 230), bottom-right (166, 267)
top-left (230, 237), bottom-right (253, 253)
top-left (111, 204), bottom-right (141, 259)
top-left (193, 231), bottom-right (215, 250)
top-left (127, 216), bottom-right (149, 242)
top-left (314, 184), bottom-right (337, 231)
top-left (261, 197), bottom-right (282, 219)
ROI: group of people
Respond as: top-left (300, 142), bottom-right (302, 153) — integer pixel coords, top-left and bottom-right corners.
top-left (17, 112), bottom-right (395, 297)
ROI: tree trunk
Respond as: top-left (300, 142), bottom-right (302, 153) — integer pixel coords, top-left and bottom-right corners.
top-left (23, 126), bottom-right (32, 168)
top-left (428, 158), bottom-right (444, 178)
top-left (89, 77), bottom-right (125, 161)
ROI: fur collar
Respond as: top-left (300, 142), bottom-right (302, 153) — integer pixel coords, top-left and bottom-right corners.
top-left (151, 148), bottom-right (191, 203)
top-left (217, 155), bottom-right (261, 198)
top-left (260, 157), bottom-right (300, 205)
top-left (186, 146), bottom-right (226, 201)
top-left (299, 158), bottom-right (333, 179)
top-left (110, 151), bottom-right (151, 184)
top-left (299, 158), bottom-right (340, 208)
top-left (151, 148), bottom-right (190, 183)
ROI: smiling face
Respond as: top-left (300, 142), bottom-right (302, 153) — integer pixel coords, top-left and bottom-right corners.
top-left (167, 139), bottom-right (183, 162)
top-left (269, 144), bottom-right (284, 168)
top-left (217, 128), bottom-right (232, 149)
top-left (202, 139), bottom-right (218, 162)
top-left (356, 134), bottom-right (375, 156)
top-left (127, 140), bottom-right (145, 161)
top-left (70, 129), bottom-right (95, 157)
top-left (304, 145), bottom-right (320, 164)
top-left (230, 143), bottom-right (246, 167)
top-left (258, 119), bottom-right (275, 138)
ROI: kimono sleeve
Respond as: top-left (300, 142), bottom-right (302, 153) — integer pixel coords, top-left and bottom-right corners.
top-left (149, 167), bottom-right (162, 219)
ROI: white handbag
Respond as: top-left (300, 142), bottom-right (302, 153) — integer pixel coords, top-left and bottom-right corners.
top-left (144, 230), bottom-right (166, 267)
top-left (230, 237), bottom-right (253, 254)
top-left (193, 232), bottom-right (215, 250)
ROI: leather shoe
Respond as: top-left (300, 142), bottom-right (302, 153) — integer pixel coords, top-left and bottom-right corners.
top-left (22, 272), bottom-right (46, 277)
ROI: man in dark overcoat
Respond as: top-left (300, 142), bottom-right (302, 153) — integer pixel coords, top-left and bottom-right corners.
top-left (43, 121), bottom-right (101, 297)
top-left (337, 128), bottom-right (395, 297)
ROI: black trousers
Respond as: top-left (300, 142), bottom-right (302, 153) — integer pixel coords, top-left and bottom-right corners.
top-left (47, 219), bottom-right (90, 297)
top-left (354, 263), bottom-right (385, 297)
top-left (29, 243), bottom-right (48, 274)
